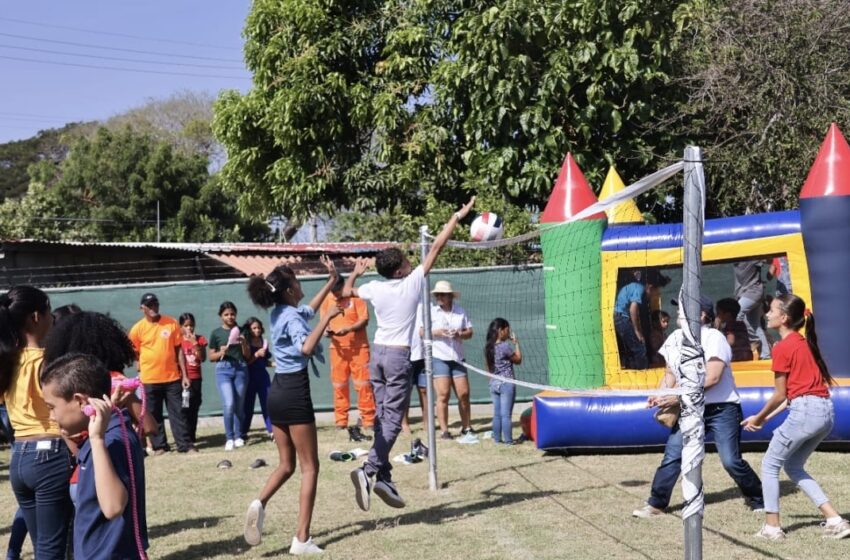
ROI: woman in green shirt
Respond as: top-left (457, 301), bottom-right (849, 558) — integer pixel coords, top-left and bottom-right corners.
top-left (209, 301), bottom-right (251, 450)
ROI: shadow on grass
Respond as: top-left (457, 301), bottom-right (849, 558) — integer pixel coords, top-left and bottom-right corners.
top-left (148, 515), bottom-right (234, 540)
top-left (441, 456), bottom-right (561, 488)
top-left (157, 535), bottom-right (249, 560)
top-left (261, 484), bottom-right (592, 556)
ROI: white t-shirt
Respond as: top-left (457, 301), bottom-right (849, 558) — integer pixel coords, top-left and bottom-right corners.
top-left (410, 304), bottom-right (424, 361)
top-left (429, 302), bottom-right (471, 362)
top-left (357, 265), bottom-right (425, 346)
top-left (659, 325), bottom-right (740, 405)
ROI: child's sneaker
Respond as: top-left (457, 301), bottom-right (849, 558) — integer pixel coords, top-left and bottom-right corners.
top-left (754, 524), bottom-right (786, 541)
top-left (234, 438), bottom-right (245, 448)
top-left (290, 536), bottom-right (323, 555)
top-left (243, 499), bottom-right (264, 546)
top-left (224, 439), bottom-right (234, 451)
top-left (822, 519), bottom-right (850, 539)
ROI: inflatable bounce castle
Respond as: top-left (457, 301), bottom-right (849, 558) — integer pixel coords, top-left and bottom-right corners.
top-left (532, 124), bottom-right (850, 450)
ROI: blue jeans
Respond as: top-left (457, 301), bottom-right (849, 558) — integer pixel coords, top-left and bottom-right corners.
top-left (432, 358), bottom-right (467, 378)
top-left (737, 295), bottom-right (771, 359)
top-left (9, 438), bottom-right (73, 560)
top-left (490, 380), bottom-right (516, 443)
top-left (243, 364), bottom-right (272, 437)
top-left (614, 315), bottom-right (648, 369)
top-left (762, 396), bottom-right (834, 513)
top-left (216, 361), bottom-right (248, 441)
top-left (648, 402), bottom-right (763, 510)
top-left (6, 508), bottom-right (27, 560)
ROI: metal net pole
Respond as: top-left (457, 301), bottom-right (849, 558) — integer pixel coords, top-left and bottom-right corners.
top-left (420, 225), bottom-right (438, 491)
top-left (681, 145), bottom-right (706, 559)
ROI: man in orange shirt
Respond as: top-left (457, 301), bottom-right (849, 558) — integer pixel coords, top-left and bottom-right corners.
top-left (320, 276), bottom-right (375, 434)
top-left (128, 293), bottom-right (194, 454)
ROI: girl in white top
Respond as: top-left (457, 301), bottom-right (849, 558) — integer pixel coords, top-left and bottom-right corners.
top-left (420, 281), bottom-right (474, 440)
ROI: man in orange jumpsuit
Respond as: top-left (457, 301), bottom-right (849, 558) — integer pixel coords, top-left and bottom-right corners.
top-left (320, 276), bottom-right (375, 432)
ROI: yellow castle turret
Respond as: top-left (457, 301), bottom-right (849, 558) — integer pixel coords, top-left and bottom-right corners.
top-left (599, 166), bottom-right (644, 224)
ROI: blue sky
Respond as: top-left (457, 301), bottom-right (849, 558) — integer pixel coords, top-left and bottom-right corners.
top-left (0, 1), bottom-right (252, 143)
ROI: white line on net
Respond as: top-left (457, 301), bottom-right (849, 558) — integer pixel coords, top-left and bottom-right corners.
top-left (433, 160), bottom-right (685, 249)
top-left (462, 361), bottom-right (685, 397)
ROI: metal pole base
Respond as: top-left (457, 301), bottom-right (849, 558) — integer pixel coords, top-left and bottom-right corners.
top-left (684, 515), bottom-right (703, 560)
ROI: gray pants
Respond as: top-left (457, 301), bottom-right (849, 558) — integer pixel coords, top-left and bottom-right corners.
top-left (364, 345), bottom-right (412, 481)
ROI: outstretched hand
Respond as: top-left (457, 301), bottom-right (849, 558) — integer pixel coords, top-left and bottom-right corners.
top-left (456, 196), bottom-right (476, 220)
top-left (320, 255), bottom-right (337, 278)
top-left (741, 415), bottom-right (763, 432)
top-left (352, 257), bottom-right (370, 277)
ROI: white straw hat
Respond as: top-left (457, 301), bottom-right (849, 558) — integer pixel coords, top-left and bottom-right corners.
top-left (431, 280), bottom-right (459, 297)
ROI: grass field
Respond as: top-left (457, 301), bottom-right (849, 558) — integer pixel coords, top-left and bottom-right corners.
top-left (3, 414), bottom-right (850, 560)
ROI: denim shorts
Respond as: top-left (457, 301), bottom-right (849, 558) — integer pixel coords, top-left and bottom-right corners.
top-left (432, 358), bottom-right (467, 379)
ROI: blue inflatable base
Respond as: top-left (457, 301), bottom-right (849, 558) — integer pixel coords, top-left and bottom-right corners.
top-left (534, 387), bottom-right (850, 450)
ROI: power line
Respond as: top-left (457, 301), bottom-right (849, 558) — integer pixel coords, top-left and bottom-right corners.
top-left (0, 114), bottom-right (81, 124)
top-left (0, 32), bottom-right (245, 64)
top-left (0, 54), bottom-right (251, 81)
top-left (0, 16), bottom-right (243, 52)
top-left (0, 110), bottom-right (78, 120)
top-left (0, 43), bottom-right (247, 71)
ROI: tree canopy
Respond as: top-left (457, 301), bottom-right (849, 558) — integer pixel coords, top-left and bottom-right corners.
top-left (214, 0), bottom-right (689, 229)
top-left (0, 126), bottom-right (268, 242)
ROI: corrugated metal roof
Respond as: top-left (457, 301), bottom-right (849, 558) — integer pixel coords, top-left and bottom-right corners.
top-left (2, 239), bottom-right (401, 254)
top-left (209, 254), bottom-right (376, 277)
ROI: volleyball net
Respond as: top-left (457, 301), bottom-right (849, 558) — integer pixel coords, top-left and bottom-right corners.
top-left (420, 158), bottom-right (705, 397)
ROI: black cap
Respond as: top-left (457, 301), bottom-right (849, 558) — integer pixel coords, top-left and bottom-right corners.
top-left (140, 293), bottom-right (159, 306)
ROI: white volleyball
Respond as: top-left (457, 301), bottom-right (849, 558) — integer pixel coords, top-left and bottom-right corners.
top-left (469, 212), bottom-right (504, 241)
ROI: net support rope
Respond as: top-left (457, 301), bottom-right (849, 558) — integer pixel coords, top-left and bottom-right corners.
top-left (462, 361), bottom-right (685, 397)
top-left (428, 160), bottom-right (684, 249)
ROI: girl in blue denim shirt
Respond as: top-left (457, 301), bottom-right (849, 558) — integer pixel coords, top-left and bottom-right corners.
top-left (742, 294), bottom-right (850, 540)
top-left (242, 256), bottom-right (341, 555)
top-left (485, 318), bottom-right (522, 445)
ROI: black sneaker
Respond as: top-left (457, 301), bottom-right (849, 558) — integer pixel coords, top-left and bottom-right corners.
top-left (374, 479), bottom-right (405, 508)
top-left (349, 426), bottom-right (372, 442)
top-left (350, 466), bottom-right (371, 511)
top-left (440, 431), bottom-right (453, 440)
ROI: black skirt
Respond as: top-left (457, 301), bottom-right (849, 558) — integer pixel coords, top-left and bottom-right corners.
top-left (267, 368), bottom-right (315, 425)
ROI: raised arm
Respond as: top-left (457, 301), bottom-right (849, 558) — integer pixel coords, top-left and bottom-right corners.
top-left (422, 197), bottom-right (475, 275)
top-left (307, 255), bottom-right (339, 311)
top-left (341, 257), bottom-right (369, 298)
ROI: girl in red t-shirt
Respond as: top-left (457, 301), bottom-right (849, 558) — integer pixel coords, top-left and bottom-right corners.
top-left (179, 313), bottom-right (207, 444)
top-left (742, 294), bottom-right (849, 540)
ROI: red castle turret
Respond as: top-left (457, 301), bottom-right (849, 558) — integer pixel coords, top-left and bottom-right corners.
top-left (799, 123), bottom-right (850, 375)
top-left (540, 153), bottom-right (606, 223)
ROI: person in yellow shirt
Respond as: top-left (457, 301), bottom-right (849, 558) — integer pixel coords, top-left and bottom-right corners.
top-left (320, 276), bottom-right (375, 434)
top-left (128, 292), bottom-right (194, 454)
top-left (1, 285), bottom-right (73, 560)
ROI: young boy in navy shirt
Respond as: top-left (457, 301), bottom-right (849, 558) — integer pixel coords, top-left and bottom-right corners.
top-left (41, 353), bottom-right (148, 560)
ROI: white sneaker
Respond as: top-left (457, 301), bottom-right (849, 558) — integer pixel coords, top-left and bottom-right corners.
top-left (243, 499), bottom-right (264, 546)
top-left (632, 504), bottom-right (664, 518)
top-left (225, 439), bottom-right (234, 451)
top-left (234, 438), bottom-right (245, 448)
top-left (290, 536), bottom-right (323, 555)
top-left (457, 432), bottom-right (480, 445)
top-left (754, 524), bottom-right (786, 541)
